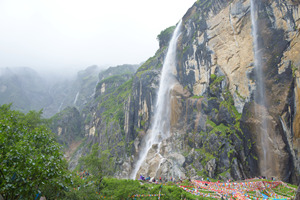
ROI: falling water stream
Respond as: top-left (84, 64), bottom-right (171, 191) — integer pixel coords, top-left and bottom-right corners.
top-left (74, 91), bottom-right (80, 105)
top-left (130, 20), bottom-right (182, 179)
top-left (250, 0), bottom-right (269, 175)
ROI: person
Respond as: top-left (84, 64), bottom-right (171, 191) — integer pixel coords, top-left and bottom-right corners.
top-left (159, 177), bottom-right (162, 182)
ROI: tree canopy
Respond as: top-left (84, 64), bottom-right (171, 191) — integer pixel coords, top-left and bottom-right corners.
top-left (0, 104), bottom-right (70, 200)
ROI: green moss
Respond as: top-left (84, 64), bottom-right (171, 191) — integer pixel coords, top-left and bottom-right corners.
top-left (218, 169), bottom-right (230, 177)
top-left (210, 74), bottom-right (217, 81)
top-left (219, 90), bottom-right (242, 120)
top-left (135, 47), bottom-right (165, 78)
top-left (140, 120), bottom-right (146, 127)
top-left (209, 76), bottom-right (225, 93)
top-left (191, 95), bottom-right (203, 99)
top-left (235, 90), bottom-right (246, 101)
top-left (227, 148), bottom-right (235, 158)
top-left (84, 113), bottom-right (92, 124)
top-left (252, 154), bottom-right (258, 160)
top-left (206, 119), bottom-right (229, 136)
top-left (208, 97), bottom-right (217, 101)
top-left (117, 141), bottom-right (125, 147)
top-left (292, 62), bottom-right (298, 77)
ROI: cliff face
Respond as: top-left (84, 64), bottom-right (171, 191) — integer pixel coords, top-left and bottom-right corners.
top-left (122, 0), bottom-right (300, 182)
top-left (52, 0), bottom-right (300, 183)
top-left (177, 0), bottom-right (300, 182)
top-left (62, 64), bottom-right (138, 172)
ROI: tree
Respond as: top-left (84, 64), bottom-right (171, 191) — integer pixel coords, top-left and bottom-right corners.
top-left (0, 104), bottom-right (70, 200)
top-left (79, 143), bottom-right (113, 191)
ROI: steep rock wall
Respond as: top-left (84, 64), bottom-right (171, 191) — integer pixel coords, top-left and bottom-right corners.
top-left (126, 0), bottom-right (300, 183)
top-left (55, 0), bottom-right (300, 183)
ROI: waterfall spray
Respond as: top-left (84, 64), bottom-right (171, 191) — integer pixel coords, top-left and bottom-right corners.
top-left (250, 0), bottom-right (269, 175)
top-left (130, 20), bottom-right (182, 179)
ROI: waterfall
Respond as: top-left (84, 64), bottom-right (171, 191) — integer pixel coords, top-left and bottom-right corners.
top-left (130, 20), bottom-right (182, 179)
top-left (58, 100), bottom-right (64, 112)
top-left (250, 0), bottom-right (269, 175)
top-left (73, 91), bottom-right (79, 105)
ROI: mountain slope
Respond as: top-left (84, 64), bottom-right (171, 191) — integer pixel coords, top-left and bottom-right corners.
top-left (0, 65), bottom-right (102, 117)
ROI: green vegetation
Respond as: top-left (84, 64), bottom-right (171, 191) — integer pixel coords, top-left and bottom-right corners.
top-left (195, 74), bottom-right (246, 177)
top-left (0, 104), bottom-right (71, 200)
top-left (191, 95), bottom-right (204, 99)
top-left (0, 105), bottom-right (297, 199)
top-left (206, 119), bottom-right (230, 137)
top-left (79, 144), bottom-right (113, 189)
top-left (210, 74), bottom-right (217, 81)
top-left (97, 77), bottom-right (133, 127)
top-left (62, 177), bottom-right (208, 200)
top-left (157, 26), bottom-right (176, 48)
top-left (196, 0), bottom-right (215, 10)
top-left (209, 76), bottom-right (224, 91)
top-left (136, 47), bottom-right (166, 78)
top-left (62, 145), bottom-right (205, 199)
top-left (235, 90), bottom-right (246, 101)
top-left (292, 62), bottom-right (298, 77)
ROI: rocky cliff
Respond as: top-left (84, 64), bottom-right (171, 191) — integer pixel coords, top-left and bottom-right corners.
top-left (122, 0), bottom-right (300, 183)
top-left (52, 0), bottom-right (300, 183)
top-left (51, 64), bottom-right (139, 171)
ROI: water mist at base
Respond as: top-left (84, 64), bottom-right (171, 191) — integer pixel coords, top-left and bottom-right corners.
top-left (250, 0), bottom-right (270, 176)
top-left (130, 20), bottom-right (182, 179)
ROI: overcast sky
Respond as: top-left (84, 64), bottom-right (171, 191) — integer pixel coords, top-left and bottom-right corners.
top-left (0, 0), bottom-right (196, 73)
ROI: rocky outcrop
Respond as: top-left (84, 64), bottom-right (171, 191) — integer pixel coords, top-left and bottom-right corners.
top-left (50, 106), bottom-right (84, 148)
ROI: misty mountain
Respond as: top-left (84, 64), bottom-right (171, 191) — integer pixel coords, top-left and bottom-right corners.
top-left (0, 67), bottom-right (52, 113)
top-left (0, 65), bottom-right (139, 117)
top-left (0, 65), bottom-right (100, 117)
